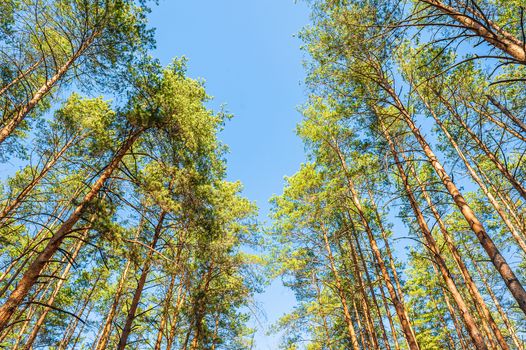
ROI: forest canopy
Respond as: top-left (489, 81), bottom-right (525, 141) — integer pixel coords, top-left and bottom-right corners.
top-left (0, 0), bottom-right (526, 349)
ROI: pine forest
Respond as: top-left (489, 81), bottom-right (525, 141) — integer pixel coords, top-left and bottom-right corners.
top-left (0, 0), bottom-right (525, 349)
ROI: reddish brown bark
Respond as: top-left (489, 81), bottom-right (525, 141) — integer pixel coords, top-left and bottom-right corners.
top-left (404, 152), bottom-right (510, 349)
top-left (320, 223), bottom-right (361, 350)
top-left (419, 0), bottom-right (526, 62)
top-left (116, 211), bottom-right (167, 350)
top-left (95, 217), bottom-right (145, 350)
top-left (0, 31), bottom-right (100, 144)
top-left (381, 81), bottom-right (526, 315)
top-left (329, 138), bottom-right (420, 350)
top-left (0, 129), bottom-right (142, 331)
top-left (380, 120), bottom-right (487, 350)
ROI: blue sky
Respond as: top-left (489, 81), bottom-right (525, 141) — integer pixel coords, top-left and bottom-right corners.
top-left (148, 1), bottom-right (310, 348)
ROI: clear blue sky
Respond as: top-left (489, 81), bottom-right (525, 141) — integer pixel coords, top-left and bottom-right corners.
top-left (148, 1), bottom-right (310, 348)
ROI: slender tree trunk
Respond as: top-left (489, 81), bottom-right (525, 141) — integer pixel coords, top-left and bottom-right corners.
top-left (382, 82), bottom-right (526, 315)
top-left (0, 58), bottom-right (43, 97)
top-left (367, 187), bottom-right (418, 348)
top-left (210, 313), bottom-right (220, 350)
top-left (329, 138), bottom-right (420, 350)
top-left (404, 151), bottom-right (510, 349)
top-left (58, 273), bottom-right (101, 350)
top-left (154, 275), bottom-right (176, 350)
top-left (21, 224), bottom-right (91, 350)
top-left (352, 297), bottom-right (368, 349)
top-left (189, 262), bottom-right (215, 350)
top-left (380, 120), bottom-right (487, 350)
top-left (320, 224), bottom-right (361, 350)
top-left (0, 134), bottom-right (79, 225)
top-left (338, 223), bottom-right (378, 348)
top-left (165, 276), bottom-right (187, 350)
top-left (116, 210), bottom-right (167, 350)
top-left (69, 299), bottom-right (96, 350)
top-left (438, 93), bottom-right (526, 200)
top-left (373, 260), bottom-right (401, 350)
top-left (474, 158), bottom-right (526, 235)
top-left (0, 129), bottom-right (143, 331)
top-left (0, 186), bottom-right (86, 297)
top-left (470, 103), bottom-right (526, 143)
top-left (94, 217), bottom-right (145, 350)
top-left (417, 94), bottom-right (526, 254)
top-left (464, 242), bottom-right (525, 350)
top-left (486, 95), bottom-right (526, 134)
top-left (312, 271), bottom-right (333, 349)
top-left (428, 290), bottom-right (456, 350)
top-left (352, 232), bottom-right (390, 350)
top-left (418, 0), bottom-right (526, 62)
top-left (0, 32), bottom-right (100, 144)
top-left (441, 285), bottom-right (470, 350)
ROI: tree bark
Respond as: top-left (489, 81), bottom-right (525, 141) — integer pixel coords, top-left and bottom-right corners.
top-left (404, 152), bottom-right (509, 349)
top-left (0, 129), bottom-right (143, 331)
top-left (0, 31), bottom-right (100, 144)
top-left (320, 223), bottom-right (363, 350)
top-left (381, 81), bottom-right (526, 315)
top-left (437, 93), bottom-right (526, 201)
top-left (380, 120), bottom-right (487, 350)
top-left (116, 210), bottom-right (167, 350)
top-left (418, 0), bottom-right (526, 62)
top-left (329, 138), bottom-right (421, 350)
top-left (94, 216), bottom-right (145, 350)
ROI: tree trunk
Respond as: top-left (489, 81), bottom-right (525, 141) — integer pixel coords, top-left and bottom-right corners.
top-left (165, 276), bottom-right (187, 350)
top-left (373, 259), bottom-right (401, 350)
top-left (417, 93), bottom-right (526, 254)
top-left (0, 129), bottom-right (143, 331)
top-left (437, 93), bottom-right (526, 200)
top-left (329, 138), bottom-right (420, 350)
top-left (352, 231), bottom-right (389, 350)
top-left (486, 95), bottom-right (526, 134)
top-left (418, 0), bottom-right (526, 62)
top-left (312, 271), bottom-right (333, 349)
top-left (380, 120), bottom-right (487, 350)
top-left (21, 224), bottom-right (92, 350)
top-left (338, 222), bottom-right (379, 348)
top-left (320, 223), bottom-right (361, 350)
top-left (404, 151), bottom-right (510, 349)
top-left (0, 58), bottom-right (43, 97)
top-left (464, 242), bottom-right (525, 350)
top-left (154, 275), bottom-right (176, 350)
top-left (382, 82), bottom-right (526, 315)
top-left (0, 32), bottom-right (99, 144)
top-left (367, 187), bottom-right (418, 348)
top-left (116, 210), bottom-right (166, 350)
top-left (94, 217), bottom-right (145, 350)
top-left (0, 134), bottom-right (79, 225)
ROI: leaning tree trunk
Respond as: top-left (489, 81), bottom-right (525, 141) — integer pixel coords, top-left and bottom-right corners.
top-left (94, 216), bottom-right (145, 350)
top-left (416, 93), bottom-right (526, 254)
top-left (381, 80), bottom-right (526, 315)
top-left (380, 120), bottom-right (487, 350)
top-left (464, 243), bottom-right (525, 350)
top-left (486, 95), bottom-right (526, 134)
top-left (0, 134), bottom-right (80, 225)
top-left (404, 152), bottom-right (510, 349)
top-left (437, 93), bottom-right (526, 201)
top-left (353, 234), bottom-right (391, 350)
top-left (320, 223), bottom-right (361, 350)
top-left (0, 58), bottom-right (43, 97)
top-left (0, 31), bottom-right (100, 145)
top-left (329, 138), bottom-right (420, 350)
top-left (116, 211), bottom-right (167, 350)
top-left (418, 0), bottom-right (526, 62)
top-left (0, 129), bottom-right (143, 331)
